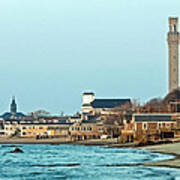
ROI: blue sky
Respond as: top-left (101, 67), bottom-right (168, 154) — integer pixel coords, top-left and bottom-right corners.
top-left (0, 0), bottom-right (180, 115)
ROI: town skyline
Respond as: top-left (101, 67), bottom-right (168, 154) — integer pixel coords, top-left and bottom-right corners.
top-left (0, 0), bottom-right (180, 114)
top-left (1, 2), bottom-right (180, 179)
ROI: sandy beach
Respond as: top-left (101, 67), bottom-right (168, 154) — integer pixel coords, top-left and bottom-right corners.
top-left (141, 142), bottom-right (180, 168)
top-left (0, 137), bottom-right (119, 145)
top-left (0, 137), bottom-right (72, 144)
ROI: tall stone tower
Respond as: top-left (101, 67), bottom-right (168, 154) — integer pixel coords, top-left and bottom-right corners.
top-left (167, 17), bottom-right (180, 92)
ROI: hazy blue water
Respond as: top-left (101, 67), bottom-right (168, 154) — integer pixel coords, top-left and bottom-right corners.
top-left (0, 144), bottom-right (180, 180)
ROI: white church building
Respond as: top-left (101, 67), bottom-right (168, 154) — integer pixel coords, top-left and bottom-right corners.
top-left (81, 92), bottom-right (131, 115)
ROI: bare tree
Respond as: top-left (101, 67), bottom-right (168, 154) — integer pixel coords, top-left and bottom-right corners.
top-left (32, 110), bottom-right (51, 118)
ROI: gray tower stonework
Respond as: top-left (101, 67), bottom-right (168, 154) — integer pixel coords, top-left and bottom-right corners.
top-left (10, 96), bottom-right (17, 114)
top-left (167, 17), bottom-right (180, 92)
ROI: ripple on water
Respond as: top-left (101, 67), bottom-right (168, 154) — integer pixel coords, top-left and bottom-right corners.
top-left (0, 144), bottom-right (180, 180)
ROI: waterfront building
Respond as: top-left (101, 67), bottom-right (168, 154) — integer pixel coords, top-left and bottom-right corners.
top-left (4, 119), bottom-right (73, 138)
top-left (0, 118), bottom-right (5, 136)
top-left (4, 120), bottom-right (20, 137)
top-left (69, 120), bottom-right (122, 141)
top-left (133, 113), bottom-right (177, 141)
top-left (69, 122), bottom-right (104, 140)
top-left (20, 122), bottom-right (72, 138)
top-left (167, 17), bottom-right (180, 92)
top-left (118, 119), bottom-right (135, 143)
top-left (69, 113), bottom-right (82, 123)
top-left (81, 92), bottom-right (131, 115)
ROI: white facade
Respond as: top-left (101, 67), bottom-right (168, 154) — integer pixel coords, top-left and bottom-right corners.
top-left (4, 122), bottom-right (19, 136)
top-left (81, 105), bottom-right (94, 114)
top-left (82, 93), bottom-right (95, 105)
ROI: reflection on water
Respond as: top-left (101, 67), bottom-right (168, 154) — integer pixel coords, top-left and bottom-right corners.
top-left (0, 144), bottom-right (180, 180)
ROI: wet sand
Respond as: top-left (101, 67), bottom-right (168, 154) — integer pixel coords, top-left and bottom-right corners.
top-left (0, 137), bottom-right (118, 145)
top-left (141, 142), bottom-right (180, 168)
top-left (0, 137), bottom-right (72, 144)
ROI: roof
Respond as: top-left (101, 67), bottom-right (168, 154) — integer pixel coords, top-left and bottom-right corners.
top-left (82, 103), bottom-right (92, 107)
top-left (1, 112), bottom-right (25, 120)
top-left (81, 120), bottom-right (98, 124)
top-left (90, 99), bottom-right (131, 108)
top-left (83, 92), bottom-right (95, 95)
top-left (81, 115), bottom-right (101, 124)
top-left (134, 114), bottom-right (176, 122)
top-left (4, 120), bottom-right (73, 125)
top-left (19, 122), bottom-right (73, 125)
top-left (37, 116), bottom-right (69, 120)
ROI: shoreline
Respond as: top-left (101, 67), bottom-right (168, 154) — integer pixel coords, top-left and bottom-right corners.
top-left (0, 137), bottom-right (119, 146)
top-left (139, 143), bottom-right (180, 169)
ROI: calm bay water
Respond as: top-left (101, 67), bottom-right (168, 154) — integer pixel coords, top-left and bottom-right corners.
top-left (0, 144), bottom-right (180, 180)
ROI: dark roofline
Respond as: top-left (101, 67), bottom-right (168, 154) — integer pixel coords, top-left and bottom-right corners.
top-left (20, 123), bottom-right (73, 125)
top-left (83, 92), bottom-right (95, 95)
top-left (82, 103), bottom-right (92, 107)
top-left (90, 98), bottom-right (131, 108)
top-left (134, 114), bottom-right (176, 122)
top-left (135, 119), bottom-right (176, 122)
top-left (5, 121), bottom-right (73, 125)
top-left (94, 98), bottom-right (131, 101)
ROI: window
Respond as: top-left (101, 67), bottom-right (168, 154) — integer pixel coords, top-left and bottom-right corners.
top-left (87, 127), bottom-right (92, 131)
top-left (159, 123), bottom-right (162, 128)
top-left (22, 132), bottom-right (26, 135)
top-left (75, 127), bottom-right (80, 131)
top-left (166, 123), bottom-right (170, 127)
top-left (22, 127), bottom-right (26, 130)
top-left (81, 127), bottom-right (86, 131)
top-left (143, 123), bottom-right (147, 130)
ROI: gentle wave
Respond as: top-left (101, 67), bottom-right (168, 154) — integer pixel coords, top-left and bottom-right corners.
top-left (0, 144), bottom-right (180, 180)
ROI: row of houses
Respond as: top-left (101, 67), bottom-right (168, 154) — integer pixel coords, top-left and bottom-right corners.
top-left (2, 118), bottom-right (123, 140)
top-left (2, 113), bottom-right (179, 142)
top-left (0, 93), bottom-right (180, 143)
top-left (121, 113), bottom-right (178, 143)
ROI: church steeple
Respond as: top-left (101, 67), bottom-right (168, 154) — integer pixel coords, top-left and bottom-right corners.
top-left (10, 96), bottom-right (17, 114)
